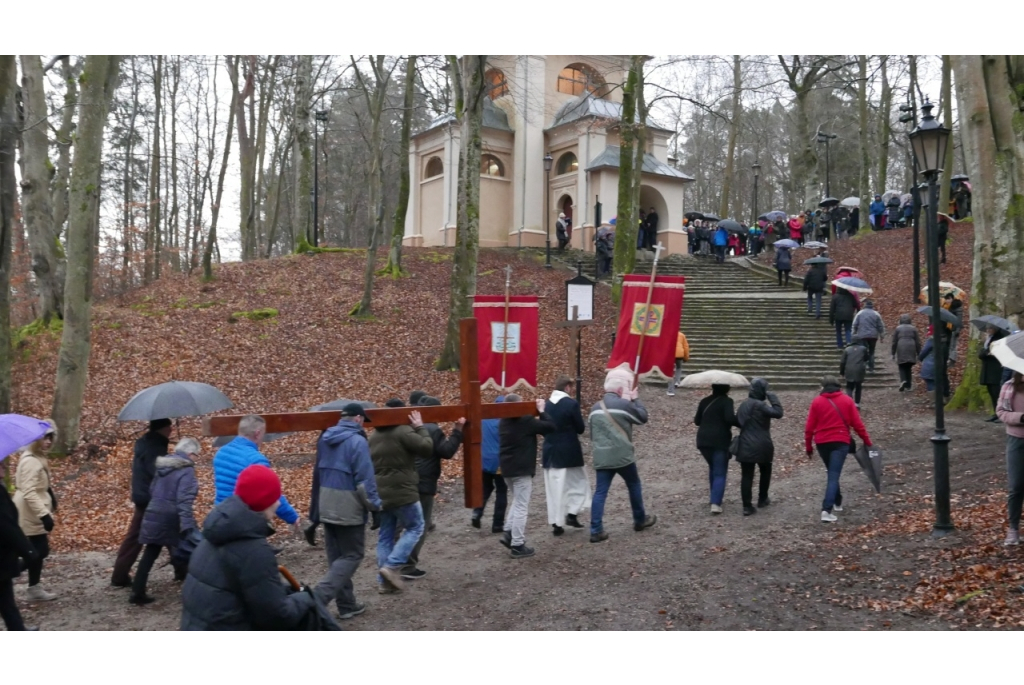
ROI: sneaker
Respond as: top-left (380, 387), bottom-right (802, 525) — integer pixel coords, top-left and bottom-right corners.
top-left (833, 503), bottom-right (843, 512)
top-left (710, 504), bottom-right (723, 514)
top-left (510, 544), bottom-right (535, 559)
top-left (428, 522), bottom-right (436, 532)
top-left (552, 524), bottom-right (564, 537)
top-left (303, 522), bottom-right (318, 546)
top-left (378, 584), bottom-right (399, 595)
top-left (110, 577), bottom-right (132, 589)
top-left (667, 389), bottom-right (675, 397)
top-left (401, 568), bottom-right (427, 580)
top-left (491, 524), bottom-right (504, 534)
top-left (499, 531), bottom-right (512, 548)
top-left (565, 513), bottom-right (584, 528)
top-left (378, 566), bottom-right (405, 592)
top-left (590, 531), bottom-right (609, 543)
top-left (1005, 529), bottom-right (1020, 546)
top-left (757, 498), bottom-right (771, 508)
top-left (743, 506), bottom-right (757, 516)
top-left (338, 603), bottom-right (367, 619)
top-left (986, 415), bottom-right (1001, 423)
top-left (470, 516), bottom-right (481, 529)
top-left (25, 585), bottom-right (57, 602)
top-left (821, 510), bottom-right (838, 523)
top-left (633, 515), bottom-right (657, 531)
top-left (898, 382), bottom-right (907, 392)
top-left (128, 593), bottom-right (155, 606)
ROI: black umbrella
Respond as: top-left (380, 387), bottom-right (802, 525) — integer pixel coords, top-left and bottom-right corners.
top-left (804, 257), bottom-right (834, 265)
top-left (819, 197), bottom-right (840, 207)
top-left (853, 443), bottom-right (882, 493)
top-left (280, 566), bottom-right (341, 631)
top-left (971, 315), bottom-right (1014, 334)
top-left (118, 381), bottom-right (234, 421)
top-left (685, 211), bottom-right (705, 221)
top-left (310, 398), bottom-right (377, 412)
top-left (917, 305), bottom-right (962, 328)
top-left (757, 213), bottom-right (769, 221)
top-left (719, 219), bottom-right (746, 234)
top-left (951, 174), bottom-right (969, 181)
top-left (702, 213), bottom-right (720, 223)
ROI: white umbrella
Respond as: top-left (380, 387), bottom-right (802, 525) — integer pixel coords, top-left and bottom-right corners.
top-left (882, 189), bottom-right (902, 204)
top-left (993, 332), bottom-right (1024, 375)
top-left (680, 370), bottom-right (750, 389)
top-left (832, 277), bottom-right (873, 295)
top-left (840, 196), bottom-right (860, 208)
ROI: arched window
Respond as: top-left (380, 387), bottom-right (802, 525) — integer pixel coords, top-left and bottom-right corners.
top-left (557, 63), bottom-right (605, 97)
top-left (485, 68), bottom-right (508, 100)
top-left (556, 152), bottom-right (578, 175)
top-left (480, 154), bottom-right (505, 177)
top-left (425, 156), bottom-right (443, 178)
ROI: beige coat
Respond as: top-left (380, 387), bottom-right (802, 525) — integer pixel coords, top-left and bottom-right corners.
top-left (12, 451), bottom-right (54, 537)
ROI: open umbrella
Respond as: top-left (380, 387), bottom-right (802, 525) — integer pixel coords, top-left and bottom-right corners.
top-left (951, 174), bottom-right (969, 182)
top-left (774, 239), bottom-right (799, 250)
top-left (804, 257), bottom-right (834, 265)
top-left (836, 266), bottom-right (864, 276)
top-left (685, 211), bottom-right (705, 222)
top-left (679, 370), bottom-right (749, 389)
top-left (992, 331), bottom-right (1024, 375)
top-left (819, 197), bottom-right (840, 207)
top-left (900, 193), bottom-right (913, 207)
top-left (702, 213), bottom-right (720, 223)
top-left (718, 219), bottom-right (746, 234)
top-left (833, 277), bottom-right (873, 294)
top-left (881, 189), bottom-right (902, 205)
top-left (765, 210), bottom-right (787, 222)
top-left (919, 281), bottom-right (965, 302)
top-left (117, 381), bottom-right (234, 421)
top-left (757, 213), bottom-right (769, 221)
top-left (918, 305), bottom-right (961, 328)
top-left (853, 443), bottom-right (883, 493)
top-left (0, 414), bottom-right (53, 462)
top-left (801, 240), bottom-right (828, 249)
top-left (971, 315), bottom-right (1014, 334)
top-left (840, 196), bottom-right (860, 208)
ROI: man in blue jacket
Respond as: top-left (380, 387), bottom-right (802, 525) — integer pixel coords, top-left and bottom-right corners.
top-left (213, 414), bottom-right (301, 532)
top-left (472, 396), bottom-right (507, 533)
top-left (869, 194), bottom-right (886, 229)
top-left (313, 404), bottom-right (381, 620)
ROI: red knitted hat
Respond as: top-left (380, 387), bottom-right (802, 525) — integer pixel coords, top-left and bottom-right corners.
top-left (234, 464), bottom-right (281, 512)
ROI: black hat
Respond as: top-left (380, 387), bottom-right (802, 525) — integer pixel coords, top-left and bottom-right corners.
top-left (384, 398), bottom-right (406, 408)
top-left (408, 390), bottom-right (427, 406)
top-left (340, 403), bottom-right (371, 423)
top-left (149, 418), bottom-right (172, 431)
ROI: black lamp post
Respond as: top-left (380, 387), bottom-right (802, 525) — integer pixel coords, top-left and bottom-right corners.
top-left (313, 109), bottom-right (329, 247)
top-left (751, 160), bottom-right (761, 224)
top-left (909, 98), bottom-right (953, 537)
top-left (817, 131), bottom-right (837, 198)
top-left (544, 152), bottom-right (553, 268)
top-left (900, 102), bottom-right (921, 302)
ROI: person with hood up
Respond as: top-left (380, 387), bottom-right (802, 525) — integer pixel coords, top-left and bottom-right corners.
top-left (668, 331), bottom-right (690, 396)
top-left (918, 325), bottom-right (948, 399)
top-left (734, 379), bottom-right (784, 516)
top-left (788, 216), bottom-right (803, 245)
top-left (542, 377), bottom-right (590, 537)
top-left (805, 375), bottom-right (873, 523)
top-left (313, 403), bottom-right (381, 619)
top-left (588, 364), bottom-right (656, 542)
top-left (839, 336), bottom-right (870, 408)
top-left (803, 263), bottom-right (828, 319)
top-left (869, 194), bottom-right (886, 229)
top-left (556, 212), bottom-right (570, 251)
top-left (891, 313), bottom-right (922, 391)
top-left (181, 465), bottom-right (315, 630)
top-left (131, 437), bottom-right (200, 605)
top-left (712, 224), bottom-right (728, 262)
top-left (1, 455), bottom-right (38, 630)
top-left (980, 325), bottom-right (1008, 422)
top-left (595, 226), bottom-right (614, 277)
top-left (851, 299), bottom-right (886, 372)
top-left (472, 396), bottom-right (507, 532)
top-left (404, 395), bottom-right (465, 578)
top-left (497, 395), bottom-right (554, 558)
top-left (12, 422), bottom-right (58, 602)
top-left (774, 245), bottom-right (792, 286)
top-left (695, 384), bottom-right (739, 514)
top-left (997, 371), bottom-right (1024, 545)
top-left (830, 286), bottom-right (860, 349)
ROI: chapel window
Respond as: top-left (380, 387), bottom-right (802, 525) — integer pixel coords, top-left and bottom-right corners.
top-left (485, 68), bottom-right (508, 99)
top-left (557, 63), bottom-right (605, 97)
top-left (425, 156), bottom-right (443, 178)
top-left (556, 152), bottom-right (578, 175)
top-left (480, 154), bottom-right (505, 177)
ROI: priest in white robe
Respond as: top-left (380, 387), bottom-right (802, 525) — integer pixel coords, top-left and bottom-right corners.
top-left (543, 376), bottom-right (591, 535)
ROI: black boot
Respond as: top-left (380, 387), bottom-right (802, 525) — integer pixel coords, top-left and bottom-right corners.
top-left (552, 524), bottom-right (564, 536)
top-left (565, 513), bottom-right (584, 528)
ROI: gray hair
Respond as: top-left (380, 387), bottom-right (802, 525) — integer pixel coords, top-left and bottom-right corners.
top-left (174, 437), bottom-right (201, 455)
top-left (505, 393), bottom-right (523, 403)
top-left (237, 414), bottom-right (266, 440)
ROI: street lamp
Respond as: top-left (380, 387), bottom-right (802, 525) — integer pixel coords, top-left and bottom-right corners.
top-left (313, 109), bottom-right (329, 247)
top-left (899, 102), bottom-right (921, 301)
top-left (751, 160), bottom-right (761, 224)
top-left (544, 152), bottom-right (553, 268)
top-left (816, 131), bottom-right (837, 198)
top-left (908, 98), bottom-right (953, 538)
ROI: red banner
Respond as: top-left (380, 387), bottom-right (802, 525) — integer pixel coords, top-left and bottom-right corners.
top-left (472, 295), bottom-right (539, 392)
top-left (607, 275), bottom-right (686, 380)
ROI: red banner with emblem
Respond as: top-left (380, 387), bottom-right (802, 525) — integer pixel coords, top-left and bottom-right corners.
top-left (472, 295), bottom-right (539, 392)
top-left (607, 275), bottom-right (686, 380)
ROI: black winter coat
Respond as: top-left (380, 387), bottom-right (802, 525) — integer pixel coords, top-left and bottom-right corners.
top-left (891, 323), bottom-right (921, 365)
top-left (132, 430), bottom-right (170, 506)
top-left (803, 265), bottom-right (828, 294)
top-left (830, 289), bottom-right (859, 324)
top-left (0, 486), bottom-right (35, 581)
top-left (498, 413), bottom-right (555, 478)
top-left (417, 424), bottom-right (463, 495)
top-left (735, 381), bottom-right (784, 464)
top-left (181, 496), bottom-right (313, 631)
top-left (694, 390), bottom-right (738, 451)
top-left (980, 332), bottom-right (1007, 386)
top-left (840, 341), bottom-right (869, 383)
top-left (775, 248), bottom-right (792, 271)
top-left (541, 395), bottom-right (585, 469)
top-left (140, 455), bottom-right (199, 547)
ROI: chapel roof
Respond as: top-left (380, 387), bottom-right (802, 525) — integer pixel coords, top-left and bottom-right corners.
top-left (415, 98), bottom-right (513, 137)
top-left (586, 145), bottom-right (694, 181)
top-left (551, 94), bottom-right (623, 128)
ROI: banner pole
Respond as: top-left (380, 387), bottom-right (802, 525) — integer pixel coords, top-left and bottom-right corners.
top-left (632, 242), bottom-right (665, 385)
top-left (500, 265), bottom-right (512, 391)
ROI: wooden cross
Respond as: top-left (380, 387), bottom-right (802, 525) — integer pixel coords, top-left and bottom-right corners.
top-left (201, 318), bottom-right (538, 509)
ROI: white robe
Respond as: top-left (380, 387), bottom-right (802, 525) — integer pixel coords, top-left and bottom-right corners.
top-left (544, 466), bottom-right (592, 525)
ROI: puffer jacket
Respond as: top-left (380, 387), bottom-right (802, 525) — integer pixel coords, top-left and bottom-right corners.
top-left (13, 451), bottom-right (54, 537)
top-left (316, 420), bottom-right (381, 526)
top-left (416, 397), bottom-right (463, 495)
top-left (830, 289), bottom-right (859, 324)
top-left (852, 304), bottom-right (885, 340)
top-left (803, 265), bottom-right (828, 293)
top-left (213, 437), bottom-right (298, 524)
top-left (919, 337), bottom-right (936, 380)
top-left (139, 454), bottom-right (198, 547)
top-left (735, 379), bottom-right (783, 464)
top-left (481, 396), bottom-right (504, 474)
top-left (775, 247), bottom-right (792, 271)
top-left (588, 393), bottom-right (648, 470)
top-left (180, 496), bottom-right (314, 630)
top-left (369, 424), bottom-right (433, 509)
top-left (713, 227), bottom-right (728, 246)
top-left (131, 430), bottom-right (170, 506)
top-left (498, 412), bottom-right (555, 479)
top-left (840, 340), bottom-right (870, 383)
top-left (694, 387), bottom-right (738, 451)
top-left (0, 486), bottom-right (36, 582)
top-left (891, 316), bottom-right (921, 364)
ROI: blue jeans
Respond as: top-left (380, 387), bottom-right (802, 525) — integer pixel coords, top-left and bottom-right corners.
top-left (590, 463), bottom-right (646, 535)
top-left (1007, 436), bottom-right (1024, 530)
top-left (376, 501), bottom-right (424, 575)
top-left (817, 443), bottom-right (848, 512)
top-left (699, 447), bottom-right (730, 505)
top-left (835, 320), bottom-right (852, 348)
top-left (807, 291), bottom-right (822, 318)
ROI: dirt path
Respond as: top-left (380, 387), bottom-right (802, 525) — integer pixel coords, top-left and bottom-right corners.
top-left (11, 378), bottom-right (1007, 630)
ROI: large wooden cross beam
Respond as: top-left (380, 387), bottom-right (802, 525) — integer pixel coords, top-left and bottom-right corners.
top-left (202, 318), bottom-right (538, 508)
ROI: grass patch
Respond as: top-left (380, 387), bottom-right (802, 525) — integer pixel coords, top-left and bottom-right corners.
top-left (296, 236), bottom-right (364, 255)
top-left (421, 251), bottom-right (451, 263)
top-left (229, 308), bottom-right (279, 323)
top-left (13, 318), bottom-right (63, 358)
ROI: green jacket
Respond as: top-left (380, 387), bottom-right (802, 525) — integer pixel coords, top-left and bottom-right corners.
top-left (369, 425), bottom-right (433, 509)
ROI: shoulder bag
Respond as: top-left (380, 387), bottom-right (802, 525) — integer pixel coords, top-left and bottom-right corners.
top-left (825, 398), bottom-right (856, 454)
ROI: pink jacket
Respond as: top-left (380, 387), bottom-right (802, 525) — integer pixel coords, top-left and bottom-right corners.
top-left (997, 380), bottom-right (1024, 438)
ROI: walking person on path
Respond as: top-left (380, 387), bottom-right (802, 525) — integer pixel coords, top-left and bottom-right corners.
top-left (980, 325), bottom-right (1008, 422)
top-left (111, 418), bottom-right (172, 588)
top-left (132, 437), bottom-right (201, 605)
top-left (1, 466), bottom-right (38, 630)
top-left (497, 395), bottom-right (554, 558)
top-left (668, 331), bottom-right (690, 397)
top-left (713, 224), bottom-right (728, 262)
top-left (997, 371), bottom-right (1024, 545)
top-left (891, 314), bottom-right (922, 392)
top-left (695, 384), bottom-right (739, 514)
top-left (12, 422), bottom-right (58, 602)
top-left (805, 375), bottom-right (873, 523)
top-left (851, 299), bottom-right (885, 372)
top-left (543, 377), bottom-right (590, 537)
top-left (839, 336), bottom-right (870, 408)
top-left (803, 263), bottom-right (827, 319)
top-left (830, 287), bottom-right (860, 349)
top-left (734, 379), bottom-right (783, 516)
top-left (472, 396), bottom-right (507, 533)
top-left (587, 365), bottom-right (657, 542)
top-left (774, 245), bottom-right (792, 286)
top-left (918, 326), bottom-right (949, 400)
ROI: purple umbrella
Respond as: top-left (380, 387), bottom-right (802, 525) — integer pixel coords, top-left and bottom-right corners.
top-left (0, 414), bottom-right (53, 462)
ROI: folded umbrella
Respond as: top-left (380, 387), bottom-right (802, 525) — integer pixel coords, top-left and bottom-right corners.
top-left (774, 239), bottom-right (799, 249)
top-left (971, 315), bottom-right (1013, 334)
top-left (992, 331), bottom-right (1024, 375)
top-left (765, 210), bottom-right (787, 222)
top-left (0, 414), bottom-right (54, 462)
top-left (118, 381), bottom-right (234, 421)
top-left (801, 241), bottom-right (828, 249)
top-left (279, 565), bottom-right (341, 631)
top-left (853, 443), bottom-right (882, 493)
top-left (804, 257), bottom-right (834, 265)
top-left (918, 305), bottom-right (961, 328)
top-left (819, 197), bottom-right (840, 207)
top-left (840, 196), bottom-right (860, 207)
top-left (832, 277), bottom-right (873, 294)
top-left (679, 369), bottom-right (749, 389)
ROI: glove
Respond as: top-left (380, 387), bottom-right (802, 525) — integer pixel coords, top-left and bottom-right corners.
top-left (370, 511), bottom-right (381, 531)
top-left (48, 487), bottom-right (58, 513)
top-left (40, 514), bottom-right (54, 533)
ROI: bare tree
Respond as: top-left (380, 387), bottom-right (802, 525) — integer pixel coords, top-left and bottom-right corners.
top-left (612, 56), bottom-right (645, 301)
top-left (382, 54), bottom-right (417, 278)
top-left (0, 57), bottom-right (17, 412)
top-left (937, 55), bottom-right (954, 213)
top-left (719, 55), bottom-right (742, 218)
top-left (203, 58), bottom-right (235, 281)
top-left (292, 55), bottom-right (314, 248)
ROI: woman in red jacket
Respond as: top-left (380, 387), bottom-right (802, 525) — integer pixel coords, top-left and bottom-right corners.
top-left (804, 375), bottom-right (873, 523)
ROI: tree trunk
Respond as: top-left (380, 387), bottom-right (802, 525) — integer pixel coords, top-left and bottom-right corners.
top-left (877, 56), bottom-right (892, 193)
top-left (145, 55), bottom-right (162, 284)
top-left (857, 55), bottom-right (871, 230)
top-left (254, 56), bottom-right (278, 257)
top-left (18, 55), bottom-right (65, 322)
top-left (292, 55), bottom-right (313, 248)
top-left (203, 65), bottom-right (236, 282)
top-left (719, 55), bottom-right (741, 219)
top-left (121, 57), bottom-right (139, 289)
top-left (228, 56), bottom-right (257, 261)
top-left (168, 56), bottom-right (181, 272)
top-left (946, 56), bottom-right (1024, 411)
top-left (0, 57), bottom-right (17, 413)
top-left (612, 56), bottom-right (642, 303)
top-left (383, 55), bottom-right (417, 278)
top-left (51, 57), bottom-right (77, 240)
top-left (436, 55), bottom-right (487, 371)
top-left (793, 90), bottom-right (819, 207)
top-left (50, 55), bottom-right (120, 455)
top-left (938, 55), bottom-right (954, 213)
